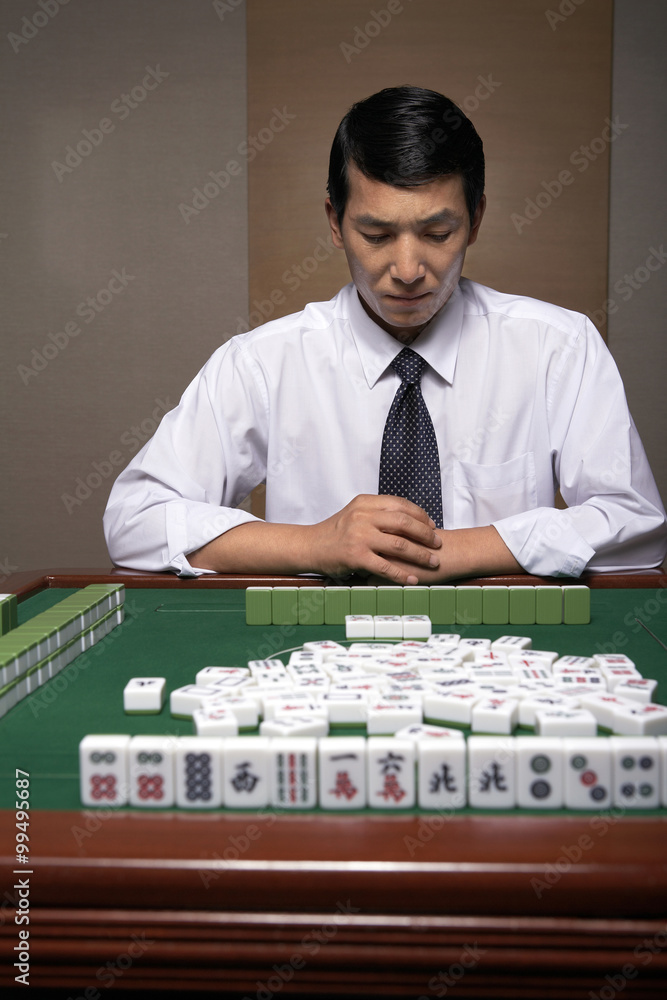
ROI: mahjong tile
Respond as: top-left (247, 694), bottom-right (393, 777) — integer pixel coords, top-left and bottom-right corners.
top-left (367, 737), bottom-right (416, 808)
top-left (318, 736), bottom-right (367, 809)
top-left (515, 737), bottom-right (563, 808)
top-left (610, 736), bottom-right (660, 808)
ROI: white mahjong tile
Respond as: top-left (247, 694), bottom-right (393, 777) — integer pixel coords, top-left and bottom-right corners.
top-left (458, 638), bottom-right (492, 655)
top-left (345, 614), bottom-right (375, 638)
top-left (427, 633), bottom-right (461, 646)
top-left (206, 674), bottom-right (255, 694)
top-left (128, 735), bottom-right (175, 808)
top-left (366, 696), bottom-right (422, 735)
top-left (613, 678), bottom-right (658, 705)
top-left (123, 677), bottom-right (166, 714)
top-left (170, 685), bottom-right (226, 718)
top-left (600, 667), bottom-right (642, 689)
top-left (412, 653), bottom-right (465, 670)
top-left (174, 736), bottom-right (224, 808)
top-left (367, 737), bottom-right (416, 808)
top-left (471, 683), bottom-right (520, 699)
top-left (348, 643), bottom-right (396, 656)
top-left (270, 737), bottom-right (318, 808)
top-left (467, 736), bottom-right (516, 809)
top-left (320, 691), bottom-right (369, 725)
top-left (318, 736), bottom-right (367, 809)
top-left (473, 651), bottom-right (510, 666)
top-left (251, 675), bottom-right (294, 696)
top-left (535, 707), bottom-right (598, 737)
top-left (263, 692), bottom-right (320, 719)
top-left (396, 723), bottom-right (464, 741)
top-left (248, 658), bottom-right (287, 675)
top-left (515, 737), bottom-right (564, 809)
top-left (518, 693), bottom-right (581, 727)
top-left (420, 666), bottom-right (468, 683)
top-left (429, 677), bottom-right (480, 695)
top-left (323, 659), bottom-right (370, 682)
top-left (471, 697), bottom-right (519, 735)
top-left (329, 678), bottom-right (382, 695)
top-left (658, 737), bottom-right (667, 807)
top-left (382, 682), bottom-right (431, 700)
top-left (395, 640), bottom-right (430, 654)
top-left (401, 615), bottom-right (432, 638)
top-left (520, 649), bottom-right (559, 667)
top-left (260, 715), bottom-right (329, 738)
top-left (216, 694), bottom-right (260, 729)
top-left (224, 736), bottom-right (271, 808)
top-left (611, 702), bottom-right (667, 736)
top-left (303, 640), bottom-right (347, 660)
top-left (513, 665), bottom-right (553, 683)
top-left (577, 692), bottom-right (638, 730)
top-left (609, 736), bottom-right (660, 808)
top-left (563, 738), bottom-right (611, 808)
top-left (373, 615), bottom-right (403, 638)
top-left (423, 690), bottom-right (480, 726)
top-left (292, 675), bottom-right (330, 693)
top-left (382, 669), bottom-right (421, 685)
top-left (491, 636), bottom-right (532, 653)
top-left (555, 675), bottom-right (607, 696)
top-left (512, 680), bottom-right (559, 697)
top-left (288, 649), bottom-right (323, 667)
top-left (553, 655), bottom-right (596, 671)
top-left (79, 734), bottom-right (131, 807)
top-left (468, 668), bottom-right (518, 686)
top-left (418, 738), bottom-right (466, 810)
top-left (364, 655), bottom-right (415, 674)
top-left (508, 653), bottom-right (556, 673)
top-left (593, 654), bottom-right (637, 671)
top-left (192, 704), bottom-right (239, 737)
top-left (195, 666), bottom-right (250, 686)
top-left (275, 699), bottom-right (328, 723)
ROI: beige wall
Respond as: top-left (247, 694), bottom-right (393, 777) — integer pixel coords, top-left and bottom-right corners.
top-left (247, 0), bottom-right (613, 324)
top-left (1, 0), bottom-right (664, 575)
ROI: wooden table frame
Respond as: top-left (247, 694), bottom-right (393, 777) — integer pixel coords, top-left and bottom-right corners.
top-left (1, 569), bottom-right (667, 997)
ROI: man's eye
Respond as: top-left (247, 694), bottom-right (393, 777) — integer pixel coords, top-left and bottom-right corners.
top-left (362, 234), bottom-right (388, 245)
top-left (427, 233), bottom-right (451, 243)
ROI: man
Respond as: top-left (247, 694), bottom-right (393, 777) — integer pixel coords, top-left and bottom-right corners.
top-left (104, 86), bottom-right (667, 581)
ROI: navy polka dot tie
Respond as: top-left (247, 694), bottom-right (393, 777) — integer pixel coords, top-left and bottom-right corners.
top-left (378, 347), bottom-right (443, 528)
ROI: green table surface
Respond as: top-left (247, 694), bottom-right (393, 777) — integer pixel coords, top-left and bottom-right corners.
top-left (1, 586), bottom-right (666, 812)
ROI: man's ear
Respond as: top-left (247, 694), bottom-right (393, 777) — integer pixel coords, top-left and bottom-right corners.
top-left (325, 198), bottom-right (345, 249)
top-left (467, 194), bottom-right (486, 247)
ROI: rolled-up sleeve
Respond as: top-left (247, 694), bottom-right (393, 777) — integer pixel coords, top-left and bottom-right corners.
top-left (103, 339), bottom-right (269, 575)
top-left (493, 316), bottom-right (667, 576)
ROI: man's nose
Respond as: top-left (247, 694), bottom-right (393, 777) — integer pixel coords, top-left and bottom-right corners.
top-left (389, 237), bottom-right (426, 284)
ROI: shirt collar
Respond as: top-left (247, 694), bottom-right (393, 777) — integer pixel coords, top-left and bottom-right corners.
top-left (344, 281), bottom-right (464, 388)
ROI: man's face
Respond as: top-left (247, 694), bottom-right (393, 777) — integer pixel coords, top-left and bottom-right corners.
top-left (326, 164), bottom-right (485, 343)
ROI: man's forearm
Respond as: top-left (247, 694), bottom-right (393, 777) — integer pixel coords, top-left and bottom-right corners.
top-left (189, 513), bottom-right (523, 582)
top-left (189, 521), bottom-right (317, 575)
top-left (425, 525), bottom-right (523, 581)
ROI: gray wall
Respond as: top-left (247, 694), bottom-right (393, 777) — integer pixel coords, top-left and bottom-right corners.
top-left (608, 0), bottom-right (667, 503)
top-left (0, 0), bottom-right (248, 576)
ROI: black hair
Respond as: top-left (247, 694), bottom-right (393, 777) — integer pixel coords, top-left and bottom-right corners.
top-left (327, 85), bottom-right (485, 225)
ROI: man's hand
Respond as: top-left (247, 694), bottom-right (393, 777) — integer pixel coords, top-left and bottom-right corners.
top-left (304, 494), bottom-right (442, 585)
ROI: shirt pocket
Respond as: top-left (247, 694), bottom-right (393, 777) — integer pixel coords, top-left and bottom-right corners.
top-left (452, 452), bottom-right (537, 527)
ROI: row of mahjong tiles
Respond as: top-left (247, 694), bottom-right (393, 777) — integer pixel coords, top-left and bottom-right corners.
top-left (245, 584), bottom-right (592, 626)
top-left (80, 731), bottom-right (667, 811)
top-left (79, 630), bottom-right (667, 811)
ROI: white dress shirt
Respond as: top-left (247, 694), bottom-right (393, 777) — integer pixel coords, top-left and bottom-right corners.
top-left (103, 279), bottom-right (667, 577)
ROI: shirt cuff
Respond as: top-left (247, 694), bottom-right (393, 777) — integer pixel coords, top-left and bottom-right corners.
top-left (492, 509), bottom-right (596, 578)
top-left (166, 502), bottom-right (260, 576)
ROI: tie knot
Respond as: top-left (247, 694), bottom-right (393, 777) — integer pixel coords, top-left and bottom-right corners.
top-left (391, 346), bottom-right (426, 385)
